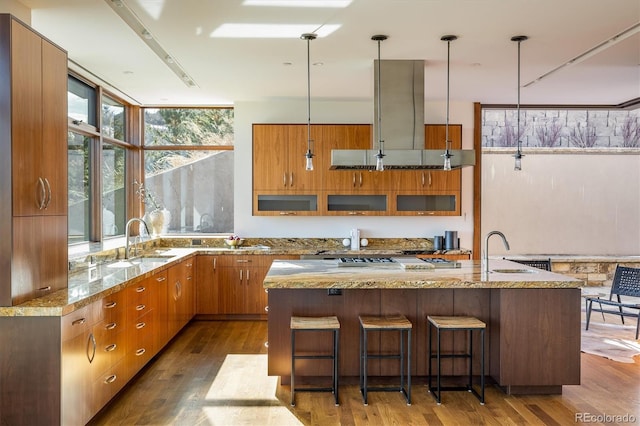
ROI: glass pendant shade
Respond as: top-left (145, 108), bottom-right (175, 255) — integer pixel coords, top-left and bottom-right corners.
top-left (305, 151), bottom-right (314, 171)
top-left (375, 151), bottom-right (384, 171)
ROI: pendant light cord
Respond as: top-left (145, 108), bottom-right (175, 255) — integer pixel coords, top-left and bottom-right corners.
top-left (306, 35), bottom-right (312, 151)
top-left (441, 35), bottom-right (457, 169)
top-left (511, 35), bottom-right (528, 165)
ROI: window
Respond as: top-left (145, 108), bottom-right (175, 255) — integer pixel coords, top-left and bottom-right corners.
top-left (68, 75), bottom-right (97, 126)
top-left (102, 143), bottom-right (126, 237)
top-left (482, 108), bottom-right (640, 149)
top-left (68, 75), bottom-right (132, 243)
top-left (102, 95), bottom-right (126, 140)
top-left (143, 108), bottom-right (234, 234)
top-left (68, 132), bottom-right (91, 243)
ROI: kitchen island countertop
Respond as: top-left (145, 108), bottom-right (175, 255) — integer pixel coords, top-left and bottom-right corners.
top-left (263, 258), bottom-right (583, 289)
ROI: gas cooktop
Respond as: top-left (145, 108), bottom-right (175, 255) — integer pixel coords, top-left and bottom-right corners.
top-left (337, 257), bottom-right (396, 266)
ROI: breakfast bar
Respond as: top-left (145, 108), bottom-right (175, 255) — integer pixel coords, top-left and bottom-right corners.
top-left (264, 258), bottom-right (583, 395)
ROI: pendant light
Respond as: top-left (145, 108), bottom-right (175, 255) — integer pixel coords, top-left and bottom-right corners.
top-left (372, 34), bottom-right (388, 171)
top-left (302, 33), bottom-right (317, 171)
top-left (441, 35), bottom-right (457, 171)
top-left (511, 35), bottom-right (528, 171)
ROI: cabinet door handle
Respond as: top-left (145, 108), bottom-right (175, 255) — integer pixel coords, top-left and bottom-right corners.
top-left (105, 301), bottom-right (117, 308)
top-left (417, 212), bottom-right (426, 216)
top-left (106, 322), bottom-right (117, 330)
top-left (37, 286), bottom-right (51, 292)
top-left (37, 177), bottom-right (46, 210)
top-left (105, 343), bottom-right (117, 352)
top-left (156, 276), bottom-right (166, 282)
top-left (283, 172), bottom-right (287, 187)
top-left (352, 173), bottom-right (356, 187)
top-left (104, 375), bottom-right (117, 384)
top-left (136, 322), bottom-right (146, 329)
top-left (44, 178), bottom-right (52, 208)
top-left (136, 286), bottom-right (146, 293)
top-left (264, 305), bottom-right (269, 312)
top-left (246, 269), bottom-right (250, 281)
top-left (136, 304), bottom-right (146, 311)
top-left (359, 172), bottom-right (363, 187)
top-left (213, 258), bottom-right (217, 270)
top-left (135, 348), bottom-right (146, 356)
top-left (237, 259), bottom-right (249, 263)
top-left (72, 318), bottom-right (86, 326)
top-left (279, 211), bottom-right (296, 215)
top-left (348, 211), bottom-right (364, 215)
top-left (428, 172), bottom-right (432, 186)
top-left (289, 172), bottom-right (294, 187)
top-left (239, 270), bottom-right (243, 281)
top-left (87, 333), bottom-right (96, 364)
top-left (421, 172), bottom-right (425, 187)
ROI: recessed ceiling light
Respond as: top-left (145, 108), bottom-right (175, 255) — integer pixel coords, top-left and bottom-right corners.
top-left (243, 0), bottom-right (351, 7)
top-left (123, 70), bottom-right (133, 74)
top-left (283, 61), bottom-right (293, 66)
top-left (210, 23), bottom-right (339, 38)
top-left (313, 62), bottom-right (324, 66)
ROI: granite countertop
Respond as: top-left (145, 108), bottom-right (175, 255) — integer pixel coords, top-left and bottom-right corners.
top-left (263, 258), bottom-right (584, 289)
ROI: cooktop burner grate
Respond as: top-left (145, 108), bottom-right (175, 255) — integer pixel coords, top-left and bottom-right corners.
top-left (337, 257), bottom-right (396, 266)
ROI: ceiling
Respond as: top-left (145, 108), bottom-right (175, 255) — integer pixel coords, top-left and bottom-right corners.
top-left (15, 0), bottom-right (640, 107)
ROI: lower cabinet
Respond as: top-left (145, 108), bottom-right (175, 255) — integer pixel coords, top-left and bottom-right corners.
top-left (196, 254), bottom-right (298, 317)
top-left (167, 258), bottom-right (195, 339)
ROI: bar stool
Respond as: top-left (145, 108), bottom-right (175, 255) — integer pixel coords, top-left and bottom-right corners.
top-left (427, 315), bottom-right (486, 405)
top-left (359, 314), bottom-right (412, 405)
top-left (290, 315), bottom-right (340, 406)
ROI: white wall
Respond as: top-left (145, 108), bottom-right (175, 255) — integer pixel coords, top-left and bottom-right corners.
top-left (482, 152), bottom-right (640, 256)
top-left (0, 0), bottom-right (30, 23)
top-left (234, 99), bottom-right (476, 248)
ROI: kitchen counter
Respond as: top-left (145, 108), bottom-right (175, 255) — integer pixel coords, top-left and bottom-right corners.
top-left (264, 258), bottom-right (583, 289)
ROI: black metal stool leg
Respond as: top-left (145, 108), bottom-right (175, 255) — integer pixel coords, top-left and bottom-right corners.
top-left (407, 329), bottom-right (412, 405)
top-left (291, 329), bottom-right (296, 406)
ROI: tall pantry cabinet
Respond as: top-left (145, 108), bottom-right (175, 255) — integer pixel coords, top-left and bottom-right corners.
top-left (0, 14), bottom-right (68, 306)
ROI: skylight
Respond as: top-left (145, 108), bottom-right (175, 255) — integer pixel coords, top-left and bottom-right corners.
top-left (210, 23), bottom-right (340, 38)
top-left (243, 0), bottom-right (351, 7)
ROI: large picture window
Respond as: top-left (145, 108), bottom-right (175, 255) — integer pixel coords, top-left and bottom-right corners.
top-left (143, 108), bottom-right (234, 234)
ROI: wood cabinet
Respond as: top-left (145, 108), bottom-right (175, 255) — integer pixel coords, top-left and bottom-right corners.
top-left (197, 254), bottom-right (297, 317)
top-left (253, 124), bottom-right (323, 191)
top-left (0, 15), bottom-right (68, 306)
top-left (167, 257), bottom-right (195, 339)
top-left (252, 123), bottom-right (464, 216)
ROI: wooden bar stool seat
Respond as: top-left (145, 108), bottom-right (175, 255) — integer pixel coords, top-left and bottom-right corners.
top-left (290, 315), bottom-right (340, 406)
top-left (359, 314), bottom-right (412, 406)
top-left (427, 315), bottom-right (486, 405)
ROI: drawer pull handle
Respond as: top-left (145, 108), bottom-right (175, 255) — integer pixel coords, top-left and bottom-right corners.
top-left (156, 276), bottom-right (166, 282)
top-left (186, 263), bottom-right (192, 267)
top-left (136, 322), bottom-right (146, 329)
top-left (87, 333), bottom-right (96, 363)
top-left (105, 301), bottom-right (117, 308)
top-left (136, 286), bottom-right (146, 293)
top-left (106, 322), bottom-right (117, 330)
top-left (37, 177), bottom-right (46, 209)
top-left (104, 375), bottom-right (117, 384)
top-left (105, 344), bottom-right (117, 352)
top-left (135, 348), bottom-right (146, 356)
top-left (37, 286), bottom-right (51, 292)
top-left (44, 178), bottom-right (52, 208)
top-left (264, 306), bottom-right (269, 312)
top-left (136, 304), bottom-right (146, 311)
top-left (72, 318), bottom-right (86, 326)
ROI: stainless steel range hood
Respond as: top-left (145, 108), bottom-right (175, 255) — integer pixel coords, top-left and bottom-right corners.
top-left (330, 59), bottom-right (475, 170)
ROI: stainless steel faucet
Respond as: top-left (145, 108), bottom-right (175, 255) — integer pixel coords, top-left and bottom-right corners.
top-left (125, 218), bottom-right (151, 259)
top-left (484, 231), bottom-right (510, 273)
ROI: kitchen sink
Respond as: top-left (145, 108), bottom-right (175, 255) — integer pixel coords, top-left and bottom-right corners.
top-left (491, 268), bottom-right (537, 274)
top-left (106, 256), bottom-right (173, 268)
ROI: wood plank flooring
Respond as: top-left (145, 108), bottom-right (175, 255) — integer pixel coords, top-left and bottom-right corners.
top-left (89, 320), bottom-right (640, 425)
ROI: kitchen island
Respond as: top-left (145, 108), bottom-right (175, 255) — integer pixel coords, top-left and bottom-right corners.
top-left (264, 258), bottom-right (583, 395)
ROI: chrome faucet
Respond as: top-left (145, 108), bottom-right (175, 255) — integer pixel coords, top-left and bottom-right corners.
top-left (125, 218), bottom-right (150, 259)
top-left (484, 231), bottom-right (510, 273)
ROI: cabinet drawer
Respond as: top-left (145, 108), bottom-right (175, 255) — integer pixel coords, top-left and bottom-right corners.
top-left (91, 359), bottom-right (128, 413)
top-left (126, 310), bottom-right (156, 376)
top-left (61, 304), bottom-right (94, 341)
top-left (96, 290), bottom-right (127, 325)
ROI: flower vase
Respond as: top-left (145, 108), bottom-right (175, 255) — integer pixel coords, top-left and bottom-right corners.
top-left (147, 209), bottom-right (164, 236)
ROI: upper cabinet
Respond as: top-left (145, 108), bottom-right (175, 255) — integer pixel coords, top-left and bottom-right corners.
top-left (0, 15), bottom-right (68, 306)
top-left (253, 124), bottom-right (323, 192)
top-left (252, 123), bottom-right (465, 216)
top-left (10, 19), bottom-right (67, 216)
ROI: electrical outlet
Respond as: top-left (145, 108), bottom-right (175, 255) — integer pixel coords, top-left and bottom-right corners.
top-left (327, 288), bottom-right (342, 296)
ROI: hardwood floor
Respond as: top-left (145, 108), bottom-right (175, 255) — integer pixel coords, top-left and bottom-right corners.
top-left (89, 320), bottom-right (640, 425)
